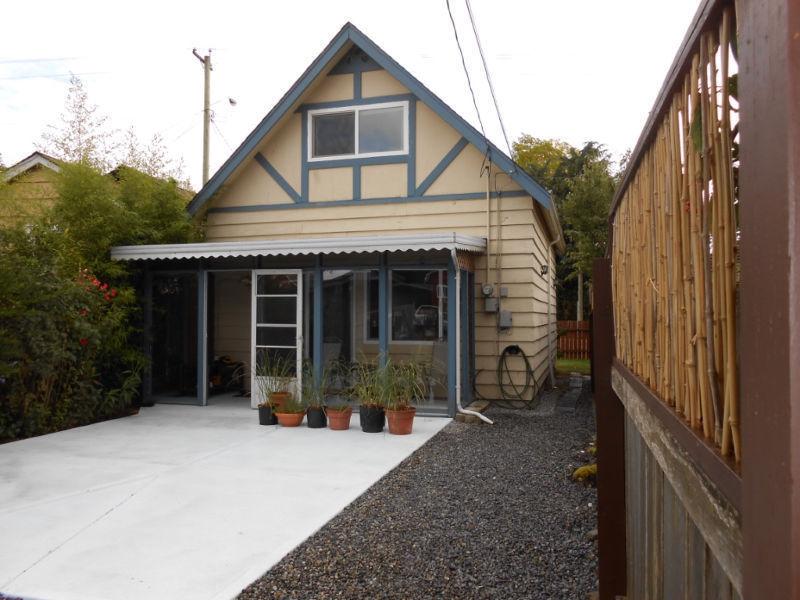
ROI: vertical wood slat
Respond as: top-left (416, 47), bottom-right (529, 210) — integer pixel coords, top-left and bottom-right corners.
top-left (557, 320), bottom-right (591, 359)
top-left (687, 520), bottom-right (707, 598)
top-left (662, 482), bottom-right (688, 599)
top-left (625, 410), bottom-right (737, 599)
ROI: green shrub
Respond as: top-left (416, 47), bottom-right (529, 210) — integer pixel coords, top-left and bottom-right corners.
top-left (0, 163), bottom-right (198, 442)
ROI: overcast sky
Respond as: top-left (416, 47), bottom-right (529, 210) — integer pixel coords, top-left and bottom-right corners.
top-left (1, 0), bottom-right (699, 190)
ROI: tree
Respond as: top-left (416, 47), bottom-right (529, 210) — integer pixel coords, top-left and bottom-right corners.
top-left (39, 76), bottom-right (190, 187)
top-left (561, 160), bottom-right (615, 287)
top-left (119, 127), bottom-right (188, 185)
top-left (38, 75), bottom-right (118, 171)
top-left (514, 136), bottom-right (615, 320)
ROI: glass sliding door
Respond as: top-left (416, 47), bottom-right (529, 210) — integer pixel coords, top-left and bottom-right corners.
top-left (251, 270), bottom-right (303, 407)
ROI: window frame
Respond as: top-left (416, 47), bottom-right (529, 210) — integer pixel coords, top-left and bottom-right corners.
top-left (307, 101), bottom-right (409, 162)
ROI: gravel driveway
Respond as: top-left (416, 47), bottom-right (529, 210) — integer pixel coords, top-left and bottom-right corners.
top-left (238, 387), bottom-right (598, 600)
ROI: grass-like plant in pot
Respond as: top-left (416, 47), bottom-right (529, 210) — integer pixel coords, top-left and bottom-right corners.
top-left (386, 361), bottom-right (426, 435)
top-left (254, 352), bottom-right (294, 426)
top-left (302, 363), bottom-right (328, 429)
top-left (275, 394), bottom-right (306, 427)
top-left (352, 358), bottom-right (387, 433)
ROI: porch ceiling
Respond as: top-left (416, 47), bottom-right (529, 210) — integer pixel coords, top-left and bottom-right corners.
top-left (110, 232), bottom-right (486, 262)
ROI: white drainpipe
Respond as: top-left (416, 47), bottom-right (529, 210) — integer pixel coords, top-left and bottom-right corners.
top-left (451, 248), bottom-right (493, 425)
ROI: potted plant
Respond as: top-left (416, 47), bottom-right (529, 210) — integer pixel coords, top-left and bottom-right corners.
top-left (274, 395), bottom-right (306, 427)
top-left (352, 359), bottom-right (387, 433)
top-left (302, 363), bottom-right (328, 429)
top-left (386, 361), bottom-right (425, 435)
top-left (254, 352), bottom-right (294, 426)
top-left (326, 403), bottom-right (353, 430)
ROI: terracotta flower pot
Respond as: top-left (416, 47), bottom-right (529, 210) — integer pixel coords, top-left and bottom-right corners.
top-left (269, 391), bottom-right (291, 411)
top-left (275, 411), bottom-right (305, 427)
top-left (386, 407), bottom-right (416, 435)
top-left (327, 407), bottom-right (353, 431)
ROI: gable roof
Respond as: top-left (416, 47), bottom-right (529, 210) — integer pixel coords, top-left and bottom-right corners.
top-left (187, 22), bottom-right (563, 248)
top-left (2, 151), bottom-right (63, 182)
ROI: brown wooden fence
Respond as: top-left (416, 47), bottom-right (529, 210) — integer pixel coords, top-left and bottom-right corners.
top-left (557, 320), bottom-right (591, 359)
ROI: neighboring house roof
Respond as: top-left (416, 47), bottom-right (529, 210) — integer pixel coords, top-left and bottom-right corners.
top-left (187, 22), bottom-right (564, 250)
top-left (2, 151), bottom-right (63, 182)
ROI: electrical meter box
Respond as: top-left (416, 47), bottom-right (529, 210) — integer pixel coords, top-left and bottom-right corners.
top-left (484, 297), bottom-right (499, 313)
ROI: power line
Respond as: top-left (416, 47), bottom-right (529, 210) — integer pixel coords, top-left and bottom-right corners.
top-left (211, 118), bottom-right (234, 152)
top-left (463, 0), bottom-right (513, 159)
top-left (445, 0), bottom-right (486, 138)
top-left (0, 71), bottom-right (107, 81)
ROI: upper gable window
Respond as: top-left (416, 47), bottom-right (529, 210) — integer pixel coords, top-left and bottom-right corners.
top-left (308, 101), bottom-right (408, 161)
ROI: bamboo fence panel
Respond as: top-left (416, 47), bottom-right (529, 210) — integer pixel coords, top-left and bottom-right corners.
top-left (611, 7), bottom-right (740, 461)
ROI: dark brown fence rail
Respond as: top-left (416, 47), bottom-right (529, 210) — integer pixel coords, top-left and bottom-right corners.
top-left (557, 320), bottom-right (591, 359)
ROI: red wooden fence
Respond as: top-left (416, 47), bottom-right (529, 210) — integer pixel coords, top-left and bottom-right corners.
top-left (557, 320), bottom-right (591, 359)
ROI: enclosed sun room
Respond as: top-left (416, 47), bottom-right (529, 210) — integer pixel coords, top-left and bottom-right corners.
top-left (112, 233), bottom-right (484, 417)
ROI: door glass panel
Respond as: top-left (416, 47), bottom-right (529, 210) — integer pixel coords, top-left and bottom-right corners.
top-left (257, 274), bottom-right (297, 295)
top-left (256, 297), bottom-right (296, 324)
top-left (255, 347), bottom-right (297, 376)
top-left (256, 326), bottom-right (297, 347)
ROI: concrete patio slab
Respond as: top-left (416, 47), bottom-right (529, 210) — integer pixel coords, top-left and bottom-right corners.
top-left (0, 402), bottom-right (448, 600)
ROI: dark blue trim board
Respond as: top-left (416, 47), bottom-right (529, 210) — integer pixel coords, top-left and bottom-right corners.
top-left (407, 99), bottom-right (416, 196)
top-left (447, 262), bottom-right (457, 417)
top-left (415, 137), bottom-right (468, 196)
top-left (352, 164), bottom-right (361, 201)
top-left (196, 266), bottom-right (207, 407)
top-left (207, 190), bottom-right (530, 214)
top-left (378, 253), bottom-right (389, 367)
top-left (308, 154), bottom-right (407, 170)
top-left (254, 152), bottom-right (301, 202)
top-left (297, 93), bottom-right (414, 112)
top-left (459, 268), bottom-right (471, 405)
top-left (313, 256), bottom-right (324, 380)
top-left (301, 113), bottom-right (309, 200)
top-left (187, 23), bottom-right (553, 216)
top-left (353, 71), bottom-right (362, 99)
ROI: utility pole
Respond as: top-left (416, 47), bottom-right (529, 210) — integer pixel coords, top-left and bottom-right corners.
top-left (193, 48), bottom-right (212, 185)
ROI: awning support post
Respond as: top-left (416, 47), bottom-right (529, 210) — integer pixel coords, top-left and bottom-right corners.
top-left (313, 255), bottom-right (324, 381)
top-left (378, 252), bottom-right (389, 367)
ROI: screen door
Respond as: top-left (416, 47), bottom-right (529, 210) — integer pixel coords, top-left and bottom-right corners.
top-left (251, 270), bottom-right (303, 407)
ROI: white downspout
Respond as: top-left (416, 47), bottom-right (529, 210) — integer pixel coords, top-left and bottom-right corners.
top-left (451, 247), bottom-right (493, 425)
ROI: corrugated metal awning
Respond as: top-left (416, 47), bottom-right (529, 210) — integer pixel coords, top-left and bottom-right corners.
top-left (110, 233), bottom-right (486, 262)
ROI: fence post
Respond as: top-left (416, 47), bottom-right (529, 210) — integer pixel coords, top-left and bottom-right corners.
top-left (592, 257), bottom-right (627, 600)
top-left (738, 0), bottom-right (800, 596)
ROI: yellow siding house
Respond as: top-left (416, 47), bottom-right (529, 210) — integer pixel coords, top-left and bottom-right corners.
top-left (0, 152), bottom-right (62, 226)
top-left (111, 23), bottom-right (564, 415)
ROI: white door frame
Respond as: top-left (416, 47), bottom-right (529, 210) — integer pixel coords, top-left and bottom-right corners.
top-left (250, 269), bottom-right (303, 408)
